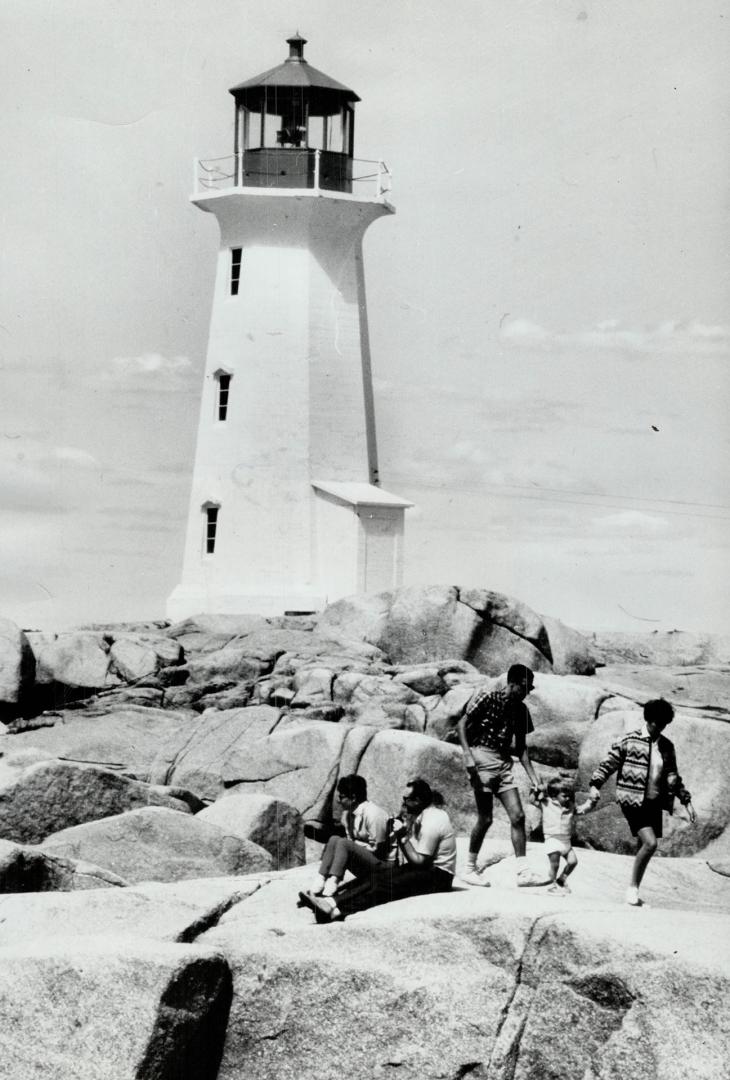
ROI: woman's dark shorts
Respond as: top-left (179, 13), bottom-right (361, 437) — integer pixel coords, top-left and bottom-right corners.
top-left (621, 799), bottom-right (663, 838)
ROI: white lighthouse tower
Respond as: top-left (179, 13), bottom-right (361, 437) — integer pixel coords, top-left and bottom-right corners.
top-left (167, 35), bottom-right (412, 620)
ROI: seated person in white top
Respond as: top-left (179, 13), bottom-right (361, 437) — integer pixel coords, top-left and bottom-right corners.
top-left (308, 774), bottom-right (391, 899)
top-left (300, 778), bottom-right (456, 923)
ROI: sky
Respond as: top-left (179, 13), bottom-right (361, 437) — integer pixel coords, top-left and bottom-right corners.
top-left (1, 0), bottom-right (729, 634)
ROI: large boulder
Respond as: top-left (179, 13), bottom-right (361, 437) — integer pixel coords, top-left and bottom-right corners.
top-left (166, 613), bottom-right (275, 654)
top-left (354, 729), bottom-right (476, 832)
top-left (152, 710), bottom-right (377, 824)
top-left (198, 793), bottom-right (305, 869)
top-left (28, 631), bottom-right (117, 691)
top-left (542, 613), bottom-right (602, 675)
top-left (576, 709), bottom-right (730, 856)
top-left (0, 759), bottom-right (193, 844)
top-left (526, 674), bottom-right (616, 768)
top-left (0, 937), bottom-right (231, 1080)
top-left (594, 663), bottom-right (730, 717)
top-left (466, 621), bottom-right (552, 676)
top-left (150, 706), bottom-right (283, 799)
top-left (40, 806), bottom-right (273, 883)
top-left (107, 637), bottom-right (161, 682)
top-left (375, 586), bottom-right (482, 664)
top-left (202, 852), bottom-right (730, 1080)
top-left (424, 681), bottom-right (490, 740)
top-left (0, 838), bottom-right (127, 891)
top-left (0, 876), bottom-right (263, 946)
top-left (0, 706), bottom-right (194, 780)
top-left (0, 618), bottom-right (35, 719)
top-left (586, 629), bottom-right (730, 667)
top-left (319, 585), bottom-right (597, 675)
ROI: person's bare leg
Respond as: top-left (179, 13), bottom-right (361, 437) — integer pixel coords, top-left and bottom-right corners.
top-left (498, 787), bottom-right (526, 857)
top-left (466, 788), bottom-right (493, 875)
top-left (557, 849), bottom-right (577, 889)
top-left (547, 851), bottom-right (561, 883)
top-left (631, 826), bottom-right (658, 889)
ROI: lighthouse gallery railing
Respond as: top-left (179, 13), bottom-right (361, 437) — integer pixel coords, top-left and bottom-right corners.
top-left (193, 151), bottom-right (392, 200)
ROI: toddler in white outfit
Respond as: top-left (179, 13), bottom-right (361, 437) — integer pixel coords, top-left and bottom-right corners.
top-left (538, 776), bottom-right (577, 895)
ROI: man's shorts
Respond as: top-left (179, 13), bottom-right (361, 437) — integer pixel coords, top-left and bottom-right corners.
top-left (621, 799), bottom-right (663, 838)
top-left (544, 835), bottom-right (572, 857)
top-left (472, 747), bottom-right (517, 796)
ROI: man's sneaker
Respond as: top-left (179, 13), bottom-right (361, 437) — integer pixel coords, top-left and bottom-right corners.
top-left (547, 882), bottom-right (566, 896)
top-left (516, 868), bottom-right (549, 888)
top-left (557, 881), bottom-right (572, 894)
top-left (461, 870), bottom-right (491, 887)
top-left (625, 886), bottom-right (643, 907)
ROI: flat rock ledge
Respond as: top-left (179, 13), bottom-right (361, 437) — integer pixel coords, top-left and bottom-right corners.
top-left (1, 846), bottom-right (728, 1080)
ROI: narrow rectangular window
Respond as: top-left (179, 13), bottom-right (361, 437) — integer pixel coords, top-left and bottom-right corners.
top-left (217, 373), bottom-right (231, 421)
top-left (205, 506), bottom-right (219, 554)
top-left (230, 248), bottom-right (242, 296)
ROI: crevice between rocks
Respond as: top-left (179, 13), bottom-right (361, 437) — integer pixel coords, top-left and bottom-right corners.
top-left (176, 881), bottom-right (265, 943)
top-left (485, 914), bottom-right (547, 1079)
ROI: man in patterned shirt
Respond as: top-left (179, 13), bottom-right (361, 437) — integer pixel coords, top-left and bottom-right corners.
top-left (457, 663), bottom-right (545, 886)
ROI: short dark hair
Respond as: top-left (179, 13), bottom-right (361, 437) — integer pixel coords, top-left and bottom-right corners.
top-left (405, 777), bottom-right (439, 807)
top-left (337, 774), bottom-right (367, 802)
top-left (507, 663), bottom-right (534, 687)
top-left (546, 776), bottom-right (574, 800)
top-left (643, 698), bottom-right (674, 727)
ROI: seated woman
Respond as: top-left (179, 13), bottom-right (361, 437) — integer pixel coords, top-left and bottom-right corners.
top-left (307, 774), bottom-right (392, 899)
top-left (299, 777), bottom-right (456, 923)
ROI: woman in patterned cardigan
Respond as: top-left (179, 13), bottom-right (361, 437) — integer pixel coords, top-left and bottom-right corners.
top-left (577, 698), bottom-right (696, 907)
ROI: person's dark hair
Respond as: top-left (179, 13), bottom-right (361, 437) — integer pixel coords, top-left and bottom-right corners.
top-left (643, 698), bottom-right (674, 727)
top-left (337, 774), bottom-right (367, 803)
top-left (546, 776), bottom-right (573, 800)
top-left (406, 777), bottom-right (437, 807)
top-left (507, 663), bottom-right (534, 688)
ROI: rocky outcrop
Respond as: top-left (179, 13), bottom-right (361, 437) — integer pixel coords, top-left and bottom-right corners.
top-left (0, 833), bottom-right (726, 1079)
top-left (0, 618), bottom-right (35, 721)
top-left (199, 851), bottom-right (730, 1080)
top-left (40, 806), bottom-right (273, 884)
top-left (0, 759), bottom-right (194, 844)
top-left (0, 706), bottom-right (194, 779)
top-left (318, 585), bottom-right (600, 676)
top-left (0, 838), bottom-right (127, 891)
top-left (585, 628), bottom-right (730, 667)
top-left (0, 938), bottom-right (231, 1080)
top-left (197, 793), bottom-right (305, 870)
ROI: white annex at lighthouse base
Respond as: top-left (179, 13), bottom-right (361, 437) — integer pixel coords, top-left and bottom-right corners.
top-left (167, 35), bottom-right (411, 620)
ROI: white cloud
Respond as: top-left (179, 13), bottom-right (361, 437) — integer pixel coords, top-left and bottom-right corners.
top-left (105, 353), bottom-right (192, 377)
top-left (53, 446), bottom-right (99, 468)
top-left (591, 510), bottom-right (669, 535)
top-left (501, 319), bottom-right (730, 357)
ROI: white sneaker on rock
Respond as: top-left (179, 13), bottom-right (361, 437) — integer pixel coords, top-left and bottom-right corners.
top-left (461, 870), bottom-right (491, 887)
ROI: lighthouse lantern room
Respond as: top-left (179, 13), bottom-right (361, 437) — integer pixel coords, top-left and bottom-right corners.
top-left (167, 35), bottom-right (411, 620)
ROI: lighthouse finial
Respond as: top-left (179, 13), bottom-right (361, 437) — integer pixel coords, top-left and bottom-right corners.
top-left (286, 33), bottom-right (307, 61)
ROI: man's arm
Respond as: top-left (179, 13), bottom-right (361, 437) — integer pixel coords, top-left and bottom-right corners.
top-left (518, 747), bottom-right (543, 792)
top-left (456, 713), bottom-right (476, 765)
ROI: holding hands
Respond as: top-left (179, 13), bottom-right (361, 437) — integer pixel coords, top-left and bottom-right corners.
top-left (576, 788), bottom-right (600, 816)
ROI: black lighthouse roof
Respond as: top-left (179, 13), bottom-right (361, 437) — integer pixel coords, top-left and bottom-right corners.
top-left (229, 34), bottom-right (360, 114)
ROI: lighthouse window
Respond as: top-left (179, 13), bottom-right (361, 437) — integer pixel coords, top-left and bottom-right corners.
top-left (205, 506), bottom-right (219, 554)
top-left (216, 372), bottom-right (231, 421)
top-left (230, 248), bottom-right (242, 296)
